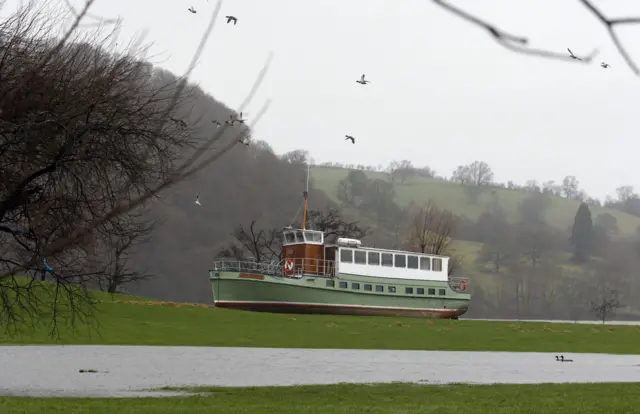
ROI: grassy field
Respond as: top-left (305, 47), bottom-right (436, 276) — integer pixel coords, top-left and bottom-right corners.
top-left (2, 382), bottom-right (640, 413)
top-left (311, 166), bottom-right (640, 237)
top-left (2, 287), bottom-right (640, 353)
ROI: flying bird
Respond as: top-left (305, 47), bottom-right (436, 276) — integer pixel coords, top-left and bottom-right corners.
top-left (225, 115), bottom-right (236, 126)
top-left (356, 74), bottom-right (370, 85)
top-left (567, 48), bottom-right (581, 61)
top-left (235, 112), bottom-right (246, 123)
top-left (555, 355), bottom-right (573, 362)
top-left (226, 15), bottom-right (238, 24)
top-left (345, 135), bottom-right (355, 144)
top-left (601, 62), bottom-right (610, 68)
top-left (188, 6), bottom-right (196, 13)
top-left (195, 192), bottom-right (201, 206)
top-left (212, 120), bottom-right (221, 127)
top-left (43, 257), bottom-right (53, 272)
top-left (238, 138), bottom-right (250, 147)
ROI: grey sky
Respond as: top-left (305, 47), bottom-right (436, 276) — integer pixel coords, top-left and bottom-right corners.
top-left (10, 0), bottom-right (640, 200)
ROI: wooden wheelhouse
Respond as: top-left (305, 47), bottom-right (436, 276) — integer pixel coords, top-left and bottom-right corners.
top-left (280, 187), bottom-right (336, 277)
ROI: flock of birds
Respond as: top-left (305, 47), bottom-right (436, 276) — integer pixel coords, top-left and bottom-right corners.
top-left (187, 6), bottom-right (372, 207)
top-left (184, 10), bottom-right (608, 211)
top-left (188, 5), bottom-right (238, 25)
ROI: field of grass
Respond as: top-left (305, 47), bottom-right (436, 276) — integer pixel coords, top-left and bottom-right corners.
top-left (311, 166), bottom-right (640, 237)
top-left (2, 382), bottom-right (639, 413)
top-left (2, 287), bottom-right (640, 353)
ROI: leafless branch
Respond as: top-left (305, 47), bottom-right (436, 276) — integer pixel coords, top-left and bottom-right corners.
top-left (217, 218), bottom-right (282, 263)
top-left (0, 0), bottom-right (275, 335)
top-left (432, 0), bottom-right (640, 75)
top-left (0, 0), bottom-right (274, 282)
top-left (590, 289), bottom-right (621, 324)
top-left (406, 201), bottom-right (462, 276)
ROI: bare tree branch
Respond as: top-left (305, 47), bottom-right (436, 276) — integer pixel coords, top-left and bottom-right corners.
top-left (432, 0), bottom-right (640, 75)
top-left (406, 201), bottom-right (462, 276)
top-left (0, 0), bottom-right (274, 335)
top-left (0, 0), bottom-right (274, 283)
top-left (578, 0), bottom-right (640, 75)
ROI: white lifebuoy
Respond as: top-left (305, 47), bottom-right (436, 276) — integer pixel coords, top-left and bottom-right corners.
top-left (284, 259), bottom-right (294, 273)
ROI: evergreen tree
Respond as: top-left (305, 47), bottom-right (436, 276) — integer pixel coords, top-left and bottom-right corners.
top-left (570, 202), bottom-right (593, 262)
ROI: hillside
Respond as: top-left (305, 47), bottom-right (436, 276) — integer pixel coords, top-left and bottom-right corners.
top-left (311, 166), bottom-right (640, 237)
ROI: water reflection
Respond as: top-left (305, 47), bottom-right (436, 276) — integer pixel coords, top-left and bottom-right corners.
top-left (1, 346), bottom-right (640, 397)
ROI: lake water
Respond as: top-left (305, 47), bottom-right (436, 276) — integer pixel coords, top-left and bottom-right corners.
top-left (2, 346), bottom-right (640, 397)
top-left (464, 318), bottom-right (640, 326)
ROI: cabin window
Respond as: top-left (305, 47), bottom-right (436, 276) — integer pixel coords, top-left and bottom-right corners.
top-left (364, 284), bottom-right (372, 291)
top-left (339, 281), bottom-right (348, 289)
top-left (428, 288), bottom-right (436, 295)
top-left (394, 254), bottom-right (406, 268)
top-left (304, 231), bottom-right (323, 243)
top-left (420, 257), bottom-right (431, 271)
top-left (417, 288), bottom-right (424, 295)
top-left (388, 286), bottom-right (396, 293)
top-left (405, 287), bottom-right (414, 294)
top-left (284, 232), bottom-right (296, 244)
top-left (326, 280), bottom-right (335, 287)
top-left (407, 255), bottom-right (419, 269)
top-left (354, 250), bottom-right (367, 264)
top-left (368, 252), bottom-right (380, 266)
top-left (381, 253), bottom-right (393, 267)
top-left (433, 258), bottom-right (443, 271)
top-left (340, 249), bottom-right (353, 263)
top-left (438, 289), bottom-right (446, 296)
top-left (375, 285), bottom-right (384, 292)
top-left (295, 231), bottom-right (304, 243)
top-left (352, 283), bottom-right (360, 290)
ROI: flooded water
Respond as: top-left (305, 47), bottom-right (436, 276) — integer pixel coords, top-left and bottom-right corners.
top-left (1, 346), bottom-right (640, 397)
top-left (464, 318), bottom-right (640, 326)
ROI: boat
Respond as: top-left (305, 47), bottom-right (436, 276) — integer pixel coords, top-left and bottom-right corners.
top-left (209, 170), bottom-right (471, 319)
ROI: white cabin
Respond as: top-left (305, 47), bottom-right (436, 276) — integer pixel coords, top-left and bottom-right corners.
top-left (336, 245), bottom-right (449, 282)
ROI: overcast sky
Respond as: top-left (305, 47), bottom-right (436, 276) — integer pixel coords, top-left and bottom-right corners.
top-left (8, 0), bottom-right (640, 200)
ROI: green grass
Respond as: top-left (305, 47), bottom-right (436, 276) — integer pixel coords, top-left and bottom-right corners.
top-left (2, 383), bottom-right (640, 413)
top-left (312, 166), bottom-right (640, 237)
top-left (2, 288), bottom-right (640, 353)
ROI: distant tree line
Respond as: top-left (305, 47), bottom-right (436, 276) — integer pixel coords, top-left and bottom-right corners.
top-left (315, 159), bottom-right (640, 221)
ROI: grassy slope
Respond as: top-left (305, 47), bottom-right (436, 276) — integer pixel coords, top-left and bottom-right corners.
top-left (2, 288), bottom-right (640, 353)
top-left (312, 166), bottom-right (640, 291)
top-left (2, 383), bottom-right (640, 413)
top-left (312, 166), bottom-right (640, 236)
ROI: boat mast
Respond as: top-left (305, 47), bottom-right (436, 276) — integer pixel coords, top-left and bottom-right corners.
top-left (302, 158), bottom-right (310, 231)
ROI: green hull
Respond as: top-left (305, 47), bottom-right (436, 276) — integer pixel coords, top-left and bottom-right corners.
top-left (209, 267), bottom-right (470, 319)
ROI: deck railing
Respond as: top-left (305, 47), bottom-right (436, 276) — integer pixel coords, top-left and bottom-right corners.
top-left (210, 258), bottom-right (336, 278)
top-left (211, 259), bottom-right (284, 277)
top-left (211, 259), bottom-right (469, 292)
top-left (282, 257), bottom-right (336, 277)
top-left (448, 277), bottom-right (470, 294)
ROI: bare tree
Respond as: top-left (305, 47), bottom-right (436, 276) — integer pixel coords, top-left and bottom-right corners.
top-left (280, 149), bottom-right (309, 165)
top-left (451, 161), bottom-right (493, 186)
top-left (590, 290), bottom-right (621, 324)
top-left (216, 220), bottom-right (282, 263)
top-left (97, 211), bottom-right (157, 294)
top-left (387, 160), bottom-right (415, 183)
top-left (406, 201), bottom-right (462, 276)
top-left (0, 0), bottom-right (274, 335)
top-left (616, 186), bottom-right (637, 203)
top-left (306, 207), bottom-right (367, 242)
top-left (561, 176), bottom-right (580, 200)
